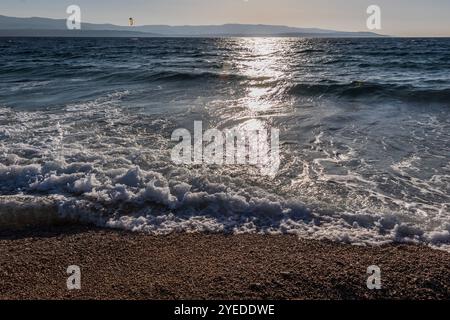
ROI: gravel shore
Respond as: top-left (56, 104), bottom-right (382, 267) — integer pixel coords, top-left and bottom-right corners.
top-left (0, 226), bottom-right (449, 300)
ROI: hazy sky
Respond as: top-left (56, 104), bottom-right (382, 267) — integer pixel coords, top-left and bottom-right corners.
top-left (2, 0), bottom-right (450, 36)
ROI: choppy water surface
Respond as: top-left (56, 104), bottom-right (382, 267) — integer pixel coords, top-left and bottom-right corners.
top-left (0, 37), bottom-right (449, 250)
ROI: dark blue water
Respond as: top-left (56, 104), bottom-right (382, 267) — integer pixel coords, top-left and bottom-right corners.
top-left (0, 37), bottom-right (449, 249)
top-left (1, 38), bottom-right (450, 110)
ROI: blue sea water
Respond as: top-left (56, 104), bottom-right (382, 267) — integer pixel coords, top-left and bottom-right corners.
top-left (0, 37), bottom-right (449, 249)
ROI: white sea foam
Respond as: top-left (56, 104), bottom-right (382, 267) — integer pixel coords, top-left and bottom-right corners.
top-left (0, 95), bottom-right (449, 251)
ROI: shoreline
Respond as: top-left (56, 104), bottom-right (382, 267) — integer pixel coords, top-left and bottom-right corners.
top-left (0, 225), bottom-right (449, 300)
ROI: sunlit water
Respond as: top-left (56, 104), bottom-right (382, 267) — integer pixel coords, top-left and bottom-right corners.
top-left (0, 37), bottom-right (449, 250)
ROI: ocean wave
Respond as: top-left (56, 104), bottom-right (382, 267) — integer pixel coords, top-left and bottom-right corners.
top-left (287, 82), bottom-right (450, 103)
top-left (1, 157), bottom-right (449, 250)
top-left (90, 69), bottom-right (253, 85)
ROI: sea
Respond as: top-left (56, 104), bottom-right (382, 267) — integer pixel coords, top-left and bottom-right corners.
top-left (0, 37), bottom-right (449, 250)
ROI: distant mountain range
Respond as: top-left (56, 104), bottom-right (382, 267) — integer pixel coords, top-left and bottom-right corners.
top-left (0, 15), bottom-right (386, 38)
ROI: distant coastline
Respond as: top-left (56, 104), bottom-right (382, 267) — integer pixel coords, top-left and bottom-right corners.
top-left (0, 30), bottom-right (387, 38)
top-left (0, 14), bottom-right (386, 38)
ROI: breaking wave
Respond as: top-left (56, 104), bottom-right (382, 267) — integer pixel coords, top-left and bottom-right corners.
top-left (0, 94), bottom-right (449, 251)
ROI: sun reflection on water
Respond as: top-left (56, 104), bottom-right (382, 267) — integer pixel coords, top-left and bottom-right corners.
top-left (235, 38), bottom-right (290, 112)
